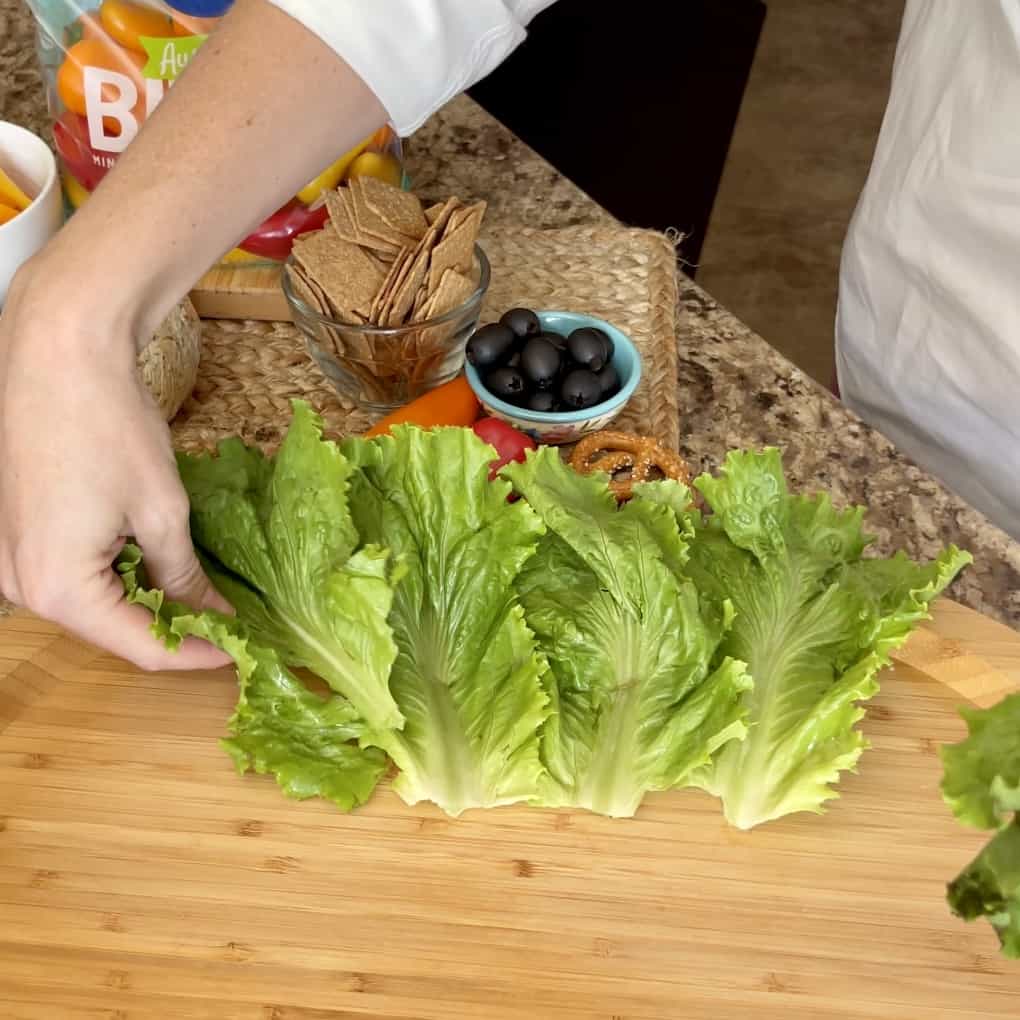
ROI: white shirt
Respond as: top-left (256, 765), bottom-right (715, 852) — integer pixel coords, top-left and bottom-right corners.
top-left (837, 0), bottom-right (1020, 538)
top-left (267, 0), bottom-right (557, 136)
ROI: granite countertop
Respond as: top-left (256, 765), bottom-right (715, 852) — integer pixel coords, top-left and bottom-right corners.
top-left (2, 0), bottom-right (1018, 629)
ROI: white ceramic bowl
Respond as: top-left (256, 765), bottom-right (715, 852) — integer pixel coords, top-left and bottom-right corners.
top-left (0, 121), bottom-right (62, 306)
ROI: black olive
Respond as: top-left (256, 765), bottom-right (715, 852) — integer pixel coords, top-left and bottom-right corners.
top-left (500, 307), bottom-right (541, 340)
top-left (506, 351), bottom-right (522, 369)
top-left (596, 362), bottom-right (621, 398)
top-left (567, 328), bottom-right (607, 372)
top-left (466, 323), bottom-right (515, 369)
top-left (527, 390), bottom-right (558, 412)
top-left (586, 326), bottom-right (613, 363)
top-left (486, 366), bottom-right (528, 404)
top-left (520, 337), bottom-right (562, 390)
top-left (560, 369), bottom-right (603, 410)
top-left (538, 330), bottom-right (567, 352)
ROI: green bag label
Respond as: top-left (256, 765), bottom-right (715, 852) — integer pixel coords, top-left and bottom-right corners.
top-left (139, 35), bottom-right (208, 81)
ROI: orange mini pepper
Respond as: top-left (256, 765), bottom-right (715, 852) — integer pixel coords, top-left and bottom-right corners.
top-left (364, 375), bottom-right (480, 438)
top-left (99, 0), bottom-right (174, 53)
top-left (56, 37), bottom-right (146, 119)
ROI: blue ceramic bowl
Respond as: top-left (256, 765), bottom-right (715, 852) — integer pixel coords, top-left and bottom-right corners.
top-left (464, 311), bottom-right (642, 445)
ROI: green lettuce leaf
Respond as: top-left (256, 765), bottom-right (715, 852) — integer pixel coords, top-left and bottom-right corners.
top-left (341, 426), bottom-right (550, 816)
top-left (177, 401), bottom-right (403, 734)
top-left (117, 546), bottom-right (387, 810)
top-left (941, 693), bottom-right (1020, 829)
top-left (946, 819), bottom-right (1020, 958)
top-left (506, 449), bottom-right (751, 817)
top-left (941, 693), bottom-right (1020, 957)
top-left (678, 449), bottom-right (972, 829)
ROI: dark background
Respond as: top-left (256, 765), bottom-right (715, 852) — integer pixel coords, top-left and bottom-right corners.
top-left (469, 0), bottom-right (767, 275)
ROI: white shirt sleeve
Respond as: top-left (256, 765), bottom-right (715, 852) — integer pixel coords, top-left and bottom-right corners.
top-left (266, 1), bottom-right (559, 136)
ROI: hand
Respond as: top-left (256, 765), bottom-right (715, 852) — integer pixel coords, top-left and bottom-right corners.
top-left (0, 264), bottom-right (231, 670)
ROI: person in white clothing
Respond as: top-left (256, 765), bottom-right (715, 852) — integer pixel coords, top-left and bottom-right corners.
top-left (0, 0), bottom-right (1013, 668)
top-left (837, 0), bottom-right (1020, 540)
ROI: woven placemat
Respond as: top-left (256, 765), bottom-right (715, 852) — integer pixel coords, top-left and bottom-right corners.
top-left (171, 224), bottom-right (680, 453)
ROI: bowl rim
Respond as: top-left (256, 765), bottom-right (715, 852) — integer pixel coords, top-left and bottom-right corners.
top-left (282, 243), bottom-right (490, 334)
top-left (464, 311), bottom-right (643, 424)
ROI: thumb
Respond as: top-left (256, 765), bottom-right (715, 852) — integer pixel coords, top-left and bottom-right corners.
top-left (131, 489), bottom-right (233, 617)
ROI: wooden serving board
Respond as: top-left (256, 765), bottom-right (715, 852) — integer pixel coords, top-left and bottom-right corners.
top-left (189, 263), bottom-right (290, 322)
top-left (0, 599), bottom-right (1017, 1019)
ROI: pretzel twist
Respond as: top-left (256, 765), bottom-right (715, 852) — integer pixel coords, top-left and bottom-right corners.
top-left (570, 430), bottom-right (691, 500)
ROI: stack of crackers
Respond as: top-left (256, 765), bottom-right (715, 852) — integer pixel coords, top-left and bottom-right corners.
top-left (285, 176), bottom-right (487, 404)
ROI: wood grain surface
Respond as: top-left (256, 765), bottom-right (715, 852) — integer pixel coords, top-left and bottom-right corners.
top-left (190, 263), bottom-right (291, 322)
top-left (0, 601), bottom-right (1017, 1018)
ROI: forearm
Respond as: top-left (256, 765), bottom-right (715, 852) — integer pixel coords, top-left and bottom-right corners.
top-left (29, 0), bottom-right (386, 347)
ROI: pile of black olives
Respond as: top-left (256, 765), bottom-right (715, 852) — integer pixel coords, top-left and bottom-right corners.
top-left (466, 307), bottom-right (621, 413)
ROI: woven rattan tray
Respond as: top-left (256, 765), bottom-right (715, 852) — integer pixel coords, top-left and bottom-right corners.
top-left (171, 224), bottom-right (680, 453)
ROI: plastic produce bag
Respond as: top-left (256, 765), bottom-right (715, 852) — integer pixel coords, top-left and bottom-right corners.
top-left (25, 0), bottom-right (406, 264)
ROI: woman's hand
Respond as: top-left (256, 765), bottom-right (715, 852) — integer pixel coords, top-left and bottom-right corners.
top-left (0, 264), bottom-right (231, 669)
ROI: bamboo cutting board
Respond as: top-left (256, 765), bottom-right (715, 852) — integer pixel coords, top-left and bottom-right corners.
top-left (0, 599), bottom-right (1017, 1019)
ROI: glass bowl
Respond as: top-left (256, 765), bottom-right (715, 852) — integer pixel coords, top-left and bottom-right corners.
top-left (283, 245), bottom-right (490, 412)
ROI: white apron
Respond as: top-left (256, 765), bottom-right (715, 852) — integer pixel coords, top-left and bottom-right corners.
top-left (836, 0), bottom-right (1020, 539)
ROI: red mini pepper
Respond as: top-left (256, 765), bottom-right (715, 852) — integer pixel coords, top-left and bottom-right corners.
top-left (237, 199), bottom-right (330, 260)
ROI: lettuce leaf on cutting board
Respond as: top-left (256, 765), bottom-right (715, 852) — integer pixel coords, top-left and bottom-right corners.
top-left (121, 401), bottom-right (401, 810)
top-left (177, 401), bottom-right (403, 734)
top-left (342, 427), bottom-right (550, 816)
top-left (671, 449), bottom-right (972, 830)
top-left (505, 448), bottom-right (751, 817)
top-left (118, 546), bottom-right (388, 810)
top-left (941, 692), bottom-right (1020, 957)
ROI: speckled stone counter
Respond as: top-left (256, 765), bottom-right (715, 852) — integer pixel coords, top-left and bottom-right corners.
top-left (2, 0), bottom-right (1018, 629)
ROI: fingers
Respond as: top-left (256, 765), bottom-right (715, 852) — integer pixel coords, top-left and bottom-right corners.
top-left (115, 483), bottom-right (235, 669)
top-left (130, 488), bottom-right (234, 616)
top-left (46, 566), bottom-right (231, 672)
top-left (14, 509), bottom-right (233, 672)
